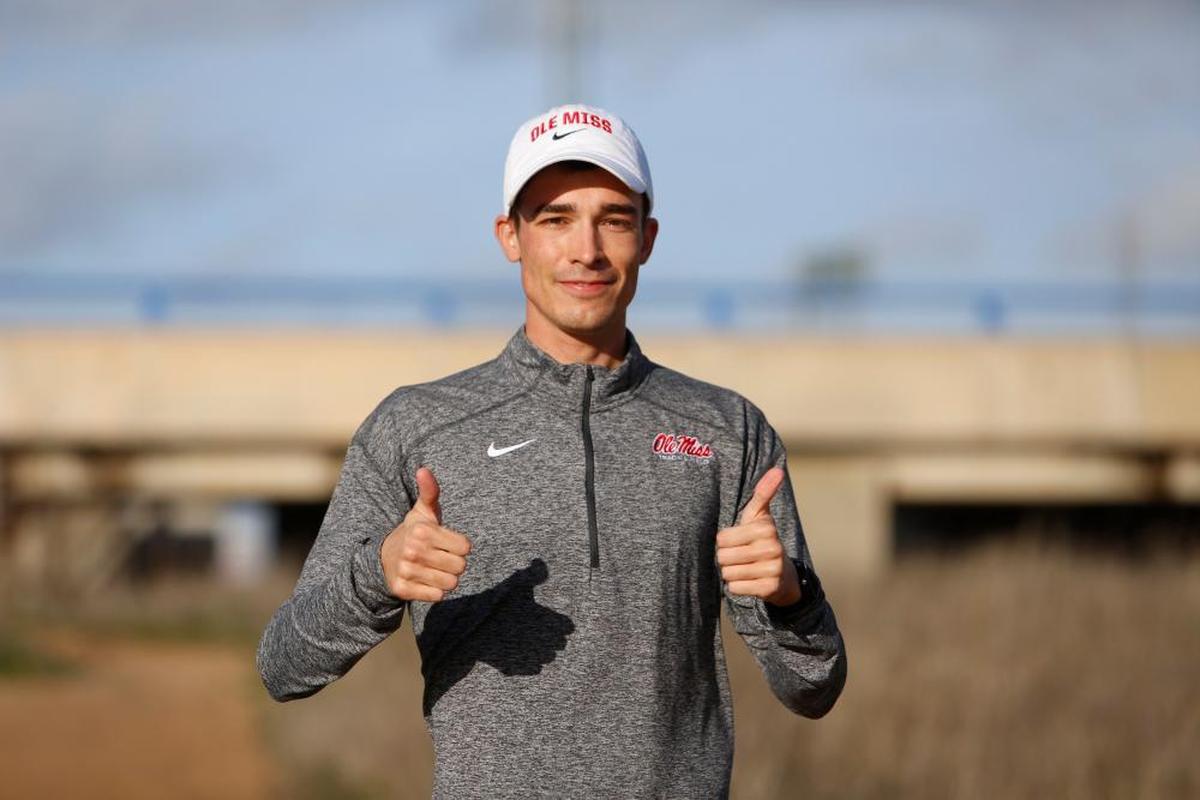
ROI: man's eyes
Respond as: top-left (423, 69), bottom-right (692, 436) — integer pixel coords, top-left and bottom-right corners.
top-left (536, 215), bottom-right (635, 230)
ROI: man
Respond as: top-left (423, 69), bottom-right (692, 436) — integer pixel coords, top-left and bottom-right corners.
top-left (257, 103), bottom-right (847, 798)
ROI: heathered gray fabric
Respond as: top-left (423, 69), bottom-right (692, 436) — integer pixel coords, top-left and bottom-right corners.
top-left (257, 325), bottom-right (847, 799)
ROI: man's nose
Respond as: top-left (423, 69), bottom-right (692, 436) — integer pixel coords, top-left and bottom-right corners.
top-left (568, 220), bottom-right (602, 266)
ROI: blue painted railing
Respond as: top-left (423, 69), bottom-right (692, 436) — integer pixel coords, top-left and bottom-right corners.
top-left (1, 273), bottom-right (1197, 335)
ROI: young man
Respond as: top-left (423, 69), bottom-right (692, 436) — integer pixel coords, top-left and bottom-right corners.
top-left (257, 103), bottom-right (847, 798)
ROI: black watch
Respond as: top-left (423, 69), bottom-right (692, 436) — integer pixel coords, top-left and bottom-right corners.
top-left (791, 558), bottom-right (825, 608)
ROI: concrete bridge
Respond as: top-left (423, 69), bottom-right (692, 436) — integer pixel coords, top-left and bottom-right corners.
top-left (2, 330), bottom-right (1197, 591)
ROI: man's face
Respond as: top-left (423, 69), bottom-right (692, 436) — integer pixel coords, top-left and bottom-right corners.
top-left (494, 163), bottom-right (658, 342)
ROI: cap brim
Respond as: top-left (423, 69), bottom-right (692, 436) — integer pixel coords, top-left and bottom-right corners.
top-left (506, 150), bottom-right (649, 216)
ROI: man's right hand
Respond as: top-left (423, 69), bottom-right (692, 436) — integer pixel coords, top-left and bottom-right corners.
top-left (380, 466), bottom-right (472, 602)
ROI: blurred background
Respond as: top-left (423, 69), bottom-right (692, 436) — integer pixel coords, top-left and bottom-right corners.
top-left (1, 1), bottom-right (1198, 798)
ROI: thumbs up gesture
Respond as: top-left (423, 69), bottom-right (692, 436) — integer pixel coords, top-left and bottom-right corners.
top-left (716, 467), bottom-right (802, 607)
top-left (380, 466), bottom-right (472, 603)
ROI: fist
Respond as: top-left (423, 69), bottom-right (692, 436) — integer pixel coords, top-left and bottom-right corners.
top-left (380, 466), bottom-right (472, 603)
top-left (716, 466), bottom-right (801, 607)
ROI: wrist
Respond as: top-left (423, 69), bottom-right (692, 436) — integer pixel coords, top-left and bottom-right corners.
top-left (768, 558), bottom-right (824, 609)
top-left (765, 583), bottom-right (802, 608)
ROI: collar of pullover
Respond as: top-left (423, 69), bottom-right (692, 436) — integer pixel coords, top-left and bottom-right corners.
top-left (499, 324), bottom-right (653, 408)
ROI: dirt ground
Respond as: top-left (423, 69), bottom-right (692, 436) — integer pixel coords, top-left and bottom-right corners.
top-left (0, 629), bottom-right (278, 800)
top-left (1, 543), bottom-right (1197, 799)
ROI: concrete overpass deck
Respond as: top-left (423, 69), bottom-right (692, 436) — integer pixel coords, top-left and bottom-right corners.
top-left (2, 330), bottom-right (1197, 586)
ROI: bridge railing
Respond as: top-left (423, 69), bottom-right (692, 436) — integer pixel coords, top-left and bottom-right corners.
top-left (1, 274), bottom-right (1197, 335)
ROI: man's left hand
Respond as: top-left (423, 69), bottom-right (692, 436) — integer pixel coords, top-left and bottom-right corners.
top-left (716, 466), bottom-right (801, 607)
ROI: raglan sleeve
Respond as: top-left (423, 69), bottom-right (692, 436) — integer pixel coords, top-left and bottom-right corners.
top-left (722, 398), bottom-right (848, 718)
top-left (256, 401), bottom-right (412, 702)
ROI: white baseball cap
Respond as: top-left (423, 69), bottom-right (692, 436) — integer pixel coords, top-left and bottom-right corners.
top-left (502, 103), bottom-right (653, 216)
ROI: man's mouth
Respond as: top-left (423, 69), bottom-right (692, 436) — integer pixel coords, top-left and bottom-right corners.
top-left (559, 279), bottom-right (614, 296)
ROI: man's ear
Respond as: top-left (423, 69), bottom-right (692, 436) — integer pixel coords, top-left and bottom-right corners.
top-left (494, 215), bottom-right (521, 263)
top-left (638, 216), bottom-right (659, 265)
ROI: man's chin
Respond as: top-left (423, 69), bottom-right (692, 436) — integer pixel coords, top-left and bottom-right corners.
top-left (551, 312), bottom-right (622, 339)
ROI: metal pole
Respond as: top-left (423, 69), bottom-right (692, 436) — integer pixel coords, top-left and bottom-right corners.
top-left (545, 0), bottom-right (583, 105)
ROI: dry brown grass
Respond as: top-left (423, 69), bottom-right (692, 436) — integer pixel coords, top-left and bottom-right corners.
top-left (257, 542), bottom-right (1200, 799)
top-left (3, 544), bottom-right (1196, 799)
top-left (730, 542), bottom-right (1200, 800)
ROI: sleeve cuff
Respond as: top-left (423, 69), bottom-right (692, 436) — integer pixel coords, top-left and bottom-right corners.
top-left (758, 561), bottom-right (828, 629)
top-left (762, 593), bottom-right (823, 623)
top-left (350, 534), bottom-right (406, 615)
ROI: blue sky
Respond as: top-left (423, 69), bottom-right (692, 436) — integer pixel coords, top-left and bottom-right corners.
top-left (2, 0), bottom-right (1197, 297)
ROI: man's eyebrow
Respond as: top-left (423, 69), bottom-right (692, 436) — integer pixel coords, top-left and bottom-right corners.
top-left (531, 202), bottom-right (576, 217)
top-left (600, 202), bottom-right (638, 216)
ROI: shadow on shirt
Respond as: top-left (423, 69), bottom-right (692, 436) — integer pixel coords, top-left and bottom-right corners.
top-left (417, 558), bottom-right (575, 715)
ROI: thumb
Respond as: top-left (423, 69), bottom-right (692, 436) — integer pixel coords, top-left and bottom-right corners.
top-left (738, 466), bottom-right (784, 524)
top-left (413, 466), bottom-right (441, 523)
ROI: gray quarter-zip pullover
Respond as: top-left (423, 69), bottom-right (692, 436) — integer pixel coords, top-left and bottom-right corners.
top-left (257, 325), bottom-right (847, 799)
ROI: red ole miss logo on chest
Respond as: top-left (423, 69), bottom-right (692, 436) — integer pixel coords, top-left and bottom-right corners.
top-left (652, 432), bottom-right (714, 462)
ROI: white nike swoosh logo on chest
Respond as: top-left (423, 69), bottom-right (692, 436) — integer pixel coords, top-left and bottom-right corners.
top-left (487, 438), bottom-right (537, 457)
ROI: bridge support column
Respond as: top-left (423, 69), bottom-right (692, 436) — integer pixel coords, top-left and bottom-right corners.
top-left (788, 454), bottom-right (890, 578)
